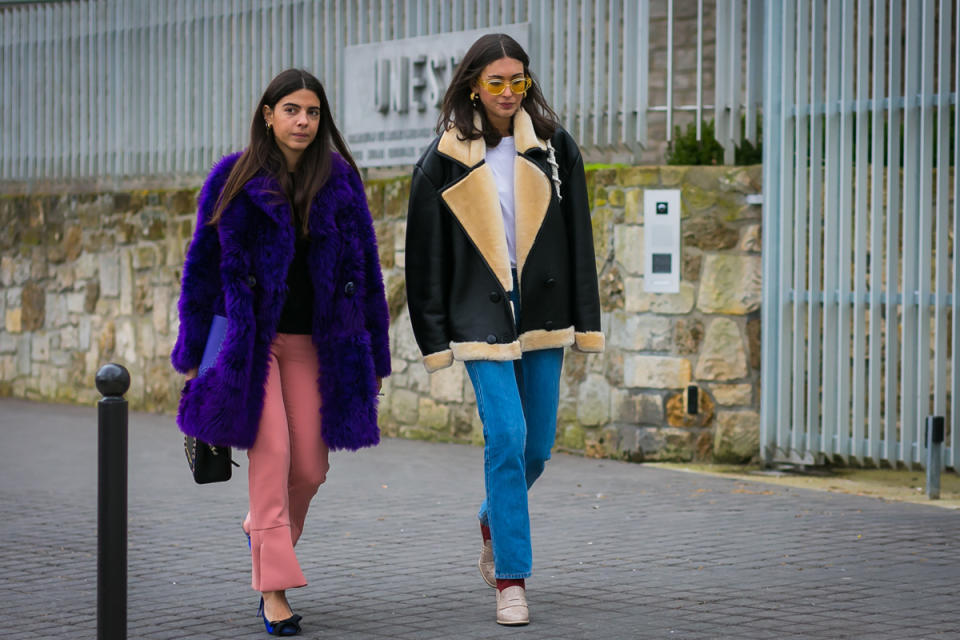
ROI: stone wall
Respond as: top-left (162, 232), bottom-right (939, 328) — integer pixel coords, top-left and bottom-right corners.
top-left (0, 164), bottom-right (763, 463)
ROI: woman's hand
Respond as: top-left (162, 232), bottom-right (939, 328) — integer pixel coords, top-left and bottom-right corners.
top-left (185, 368), bottom-right (199, 381)
top-left (377, 377), bottom-right (383, 394)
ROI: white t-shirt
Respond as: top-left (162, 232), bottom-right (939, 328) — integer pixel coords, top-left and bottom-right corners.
top-left (486, 136), bottom-right (517, 268)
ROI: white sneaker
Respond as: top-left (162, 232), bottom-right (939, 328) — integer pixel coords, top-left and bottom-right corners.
top-left (496, 586), bottom-right (529, 625)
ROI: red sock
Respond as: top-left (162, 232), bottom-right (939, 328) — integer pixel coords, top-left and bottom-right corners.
top-left (480, 523), bottom-right (491, 542)
top-left (496, 578), bottom-right (525, 592)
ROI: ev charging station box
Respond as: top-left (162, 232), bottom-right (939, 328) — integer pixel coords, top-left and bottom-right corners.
top-left (643, 189), bottom-right (682, 293)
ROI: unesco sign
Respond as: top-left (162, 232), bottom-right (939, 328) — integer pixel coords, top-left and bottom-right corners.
top-left (342, 23), bottom-right (530, 167)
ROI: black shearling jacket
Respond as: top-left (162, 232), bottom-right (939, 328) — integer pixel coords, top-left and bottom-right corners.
top-left (404, 108), bottom-right (604, 373)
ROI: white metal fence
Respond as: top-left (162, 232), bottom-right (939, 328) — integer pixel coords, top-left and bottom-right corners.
top-left (761, 0), bottom-right (960, 469)
top-left (0, 0), bottom-right (762, 180)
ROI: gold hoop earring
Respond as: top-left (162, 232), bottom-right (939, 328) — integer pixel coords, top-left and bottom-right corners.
top-left (265, 122), bottom-right (272, 134)
top-left (470, 91), bottom-right (480, 108)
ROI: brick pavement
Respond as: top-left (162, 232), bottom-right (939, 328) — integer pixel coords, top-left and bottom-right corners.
top-left (1, 397), bottom-right (958, 639)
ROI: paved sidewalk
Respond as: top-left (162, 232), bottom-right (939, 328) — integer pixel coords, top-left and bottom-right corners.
top-left (1, 397), bottom-right (958, 639)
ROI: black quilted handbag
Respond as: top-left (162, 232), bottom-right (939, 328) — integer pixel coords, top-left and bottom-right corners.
top-left (184, 435), bottom-right (236, 484)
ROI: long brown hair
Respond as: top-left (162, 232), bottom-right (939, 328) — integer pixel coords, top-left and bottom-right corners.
top-left (437, 33), bottom-right (559, 146)
top-left (209, 68), bottom-right (358, 235)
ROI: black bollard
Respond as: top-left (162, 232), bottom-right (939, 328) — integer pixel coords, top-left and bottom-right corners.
top-left (926, 416), bottom-right (945, 500)
top-left (96, 363), bottom-right (130, 640)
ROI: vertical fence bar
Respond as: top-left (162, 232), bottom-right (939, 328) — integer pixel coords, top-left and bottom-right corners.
top-left (901, 0), bottom-right (923, 465)
top-left (174, 0), bottom-right (183, 173)
top-left (760, 0), bottom-right (784, 463)
top-left (951, 1), bottom-right (960, 470)
top-left (834, 0), bottom-right (855, 461)
top-left (452, 0), bottom-right (461, 31)
top-left (117, 0), bottom-right (126, 176)
top-left (392, 0), bottom-right (400, 39)
top-left (745, 0), bottom-right (763, 144)
top-left (39, 5), bottom-right (48, 177)
top-left (358, 0), bottom-right (367, 43)
top-left (161, 0), bottom-right (172, 175)
top-left (806, 0), bottom-right (825, 461)
top-left (30, 3), bottom-right (40, 178)
top-left (532, 0), bottom-right (547, 99)
top-left (714, 1), bottom-right (729, 153)
top-left (439, 0), bottom-right (449, 32)
top-left (791, 0), bottom-right (809, 459)
top-left (578, 0), bottom-right (591, 143)
top-left (776, 0), bottom-right (796, 459)
top-left (592, 0), bottom-right (603, 145)
top-left (932, 0), bottom-right (952, 465)
top-left (45, 4), bottom-right (54, 176)
top-left (636, 0), bottom-right (648, 147)
top-left (820, 0), bottom-right (842, 460)
top-left (336, 0), bottom-right (345, 122)
top-left (25, 4), bottom-right (33, 177)
top-left (867, 0), bottom-right (886, 464)
top-left (66, 2), bottom-right (76, 177)
top-left (726, 0), bottom-right (742, 164)
top-left (884, 0), bottom-right (903, 464)
top-left (850, 0), bottom-right (870, 463)
top-left (665, 0), bottom-right (673, 141)
top-left (696, 0), bottom-right (703, 141)
top-left (621, 0), bottom-right (637, 146)
top-left (441, 0), bottom-right (451, 32)
top-left (96, 0), bottom-right (106, 176)
top-left (565, 0), bottom-right (577, 134)
top-left (39, 3), bottom-right (48, 177)
top-left (148, 0), bottom-right (159, 174)
top-left (552, 0), bottom-right (562, 120)
top-left (1, 10), bottom-right (7, 177)
top-left (11, 8), bottom-right (19, 178)
top-left (223, 1), bottom-right (234, 159)
top-left (325, 0), bottom-right (334, 103)
top-left (606, 0), bottom-right (620, 145)
top-left (915, 0), bottom-right (936, 466)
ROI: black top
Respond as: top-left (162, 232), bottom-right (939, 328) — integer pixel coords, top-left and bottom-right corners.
top-left (277, 173), bottom-right (314, 335)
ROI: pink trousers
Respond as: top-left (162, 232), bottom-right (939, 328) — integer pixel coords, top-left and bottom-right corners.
top-left (243, 333), bottom-right (330, 592)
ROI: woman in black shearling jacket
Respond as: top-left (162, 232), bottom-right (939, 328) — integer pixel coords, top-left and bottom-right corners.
top-left (404, 33), bottom-right (603, 626)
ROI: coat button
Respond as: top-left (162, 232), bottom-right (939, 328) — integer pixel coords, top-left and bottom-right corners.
top-left (544, 320), bottom-right (554, 330)
top-left (247, 275), bottom-right (257, 287)
top-left (485, 334), bottom-right (497, 344)
top-left (544, 277), bottom-right (556, 289)
top-left (489, 291), bottom-right (502, 303)
top-left (344, 281), bottom-right (355, 296)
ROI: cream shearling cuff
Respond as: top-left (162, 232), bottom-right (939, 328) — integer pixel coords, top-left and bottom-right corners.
top-left (574, 331), bottom-right (605, 353)
top-left (422, 349), bottom-right (454, 373)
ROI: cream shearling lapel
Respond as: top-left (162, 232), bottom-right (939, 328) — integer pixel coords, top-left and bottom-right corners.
top-left (512, 109), bottom-right (551, 282)
top-left (437, 108), bottom-right (552, 294)
top-left (438, 114), bottom-right (511, 293)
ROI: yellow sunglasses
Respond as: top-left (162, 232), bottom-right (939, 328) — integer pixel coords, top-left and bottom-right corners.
top-left (478, 76), bottom-right (533, 96)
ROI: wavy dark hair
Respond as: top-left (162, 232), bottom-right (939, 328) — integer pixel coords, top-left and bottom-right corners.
top-left (437, 33), bottom-right (559, 146)
top-left (209, 68), bottom-right (358, 235)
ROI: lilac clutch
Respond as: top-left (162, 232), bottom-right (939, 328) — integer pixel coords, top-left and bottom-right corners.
top-left (198, 314), bottom-right (228, 376)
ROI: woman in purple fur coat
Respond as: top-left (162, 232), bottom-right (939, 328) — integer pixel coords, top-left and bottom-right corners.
top-left (171, 69), bottom-right (391, 637)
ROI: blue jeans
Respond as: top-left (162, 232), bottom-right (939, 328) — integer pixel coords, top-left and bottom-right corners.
top-left (465, 275), bottom-right (563, 579)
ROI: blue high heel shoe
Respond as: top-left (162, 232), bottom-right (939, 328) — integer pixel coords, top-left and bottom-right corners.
top-left (257, 597), bottom-right (302, 636)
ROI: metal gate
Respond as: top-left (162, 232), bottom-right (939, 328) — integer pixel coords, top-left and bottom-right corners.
top-left (0, 0), bottom-right (763, 179)
top-left (760, 0), bottom-right (959, 469)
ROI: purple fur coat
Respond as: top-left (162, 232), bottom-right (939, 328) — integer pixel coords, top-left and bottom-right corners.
top-left (171, 151), bottom-right (391, 450)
